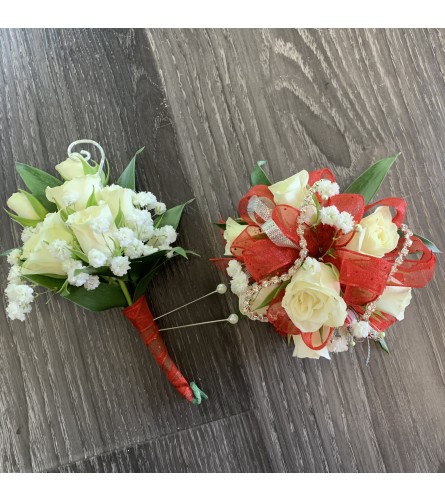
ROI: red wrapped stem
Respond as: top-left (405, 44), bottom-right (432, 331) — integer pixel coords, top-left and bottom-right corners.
top-left (123, 295), bottom-right (205, 404)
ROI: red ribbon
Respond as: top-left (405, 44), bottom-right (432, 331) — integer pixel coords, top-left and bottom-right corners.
top-left (384, 236), bottom-right (436, 288)
top-left (123, 296), bottom-right (195, 402)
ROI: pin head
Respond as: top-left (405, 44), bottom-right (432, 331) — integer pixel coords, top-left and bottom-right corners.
top-left (216, 283), bottom-right (227, 294)
top-left (227, 313), bottom-right (239, 324)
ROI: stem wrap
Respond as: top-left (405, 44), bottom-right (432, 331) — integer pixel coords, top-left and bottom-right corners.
top-left (123, 295), bottom-right (206, 404)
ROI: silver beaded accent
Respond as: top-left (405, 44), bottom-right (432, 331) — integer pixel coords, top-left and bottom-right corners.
top-left (241, 185), bottom-right (318, 320)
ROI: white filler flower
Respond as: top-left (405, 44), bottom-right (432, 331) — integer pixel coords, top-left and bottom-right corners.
top-left (110, 256), bottom-right (131, 277)
top-left (88, 249), bottom-right (108, 268)
top-left (319, 206), bottom-right (354, 234)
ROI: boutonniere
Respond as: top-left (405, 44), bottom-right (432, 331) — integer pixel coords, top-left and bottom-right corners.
top-left (2, 140), bottom-right (237, 404)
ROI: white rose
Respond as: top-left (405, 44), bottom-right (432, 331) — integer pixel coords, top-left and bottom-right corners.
top-left (96, 185), bottom-right (135, 220)
top-left (375, 286), bottom-right (412, 320)
top-left (55, 157), bottom-right (86, 180)
top-left (67, 204), bottom-right (117, 256)
top-left (268, 170), bottom-right (309, 208)
top-left (292, 333), bottom-right (331, 359)
top-left (46, 175), bottom-right (102, 211)
top-left (346, 206), bottom-right (399, 258)
top-left (21, 213), bottom-right (74, 276)
top-left (224, 217), bottom-right (246, 255)
top-left (7, 192), bottom-right (42, 220)
top-left (282, 258), bottom-right (347, 333)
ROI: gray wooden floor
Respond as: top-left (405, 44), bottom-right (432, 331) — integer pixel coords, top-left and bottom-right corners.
top-left (0, 28), bottom-right (444, 473)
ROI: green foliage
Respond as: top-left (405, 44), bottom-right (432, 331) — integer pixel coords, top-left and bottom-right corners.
top-left (70, 248), bottom-right (89, 263)
top-left (133, 263), bottom-right (166, 301)
top-left (114, 202), bottom-right (125, 228)
top-left (66, 282), bottom-right (128, 311)
top-left (131, 247), bottom-right (190, 300)
top-left (24, 273), bottom-right (127, 311)
top-left (80, 157), bottom-right (99, 176)
top-left (345, 154), bottom-right (400, 204)
top-left (254, 280), bottom-right (289, 310)
top-left (154, 199), bottom-right (194, 230)
top-left (59, 206), bottom-right (75, 223)
top-left (5, 210), bottom-right (41, 227)
top-left (85, 187), bottom-right (98, 208)
top-left (115, 147), bottom-right (144, 190)
top-left (15, 162), bottom-right (61, 211)
top-left (128, 250), bottom-right (168, 283)
top-left (379, 338), bottom-right (389, 353)
top-left (24, 274), bottom-right (65, 291)
top-left (413, 233), bottom-right (441, 254)
top-left (250, 160), bottom-right (271, 186)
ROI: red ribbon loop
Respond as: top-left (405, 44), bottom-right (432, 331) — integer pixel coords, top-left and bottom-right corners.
top-left (384, 236), bottom-right (436, 287)
top-left (364, 197), bottom-right (407, 227)
top-left (238, 185), bottom-right (275, 224)
top-left (308, 168), bottom-right (336, 185)
top-left (243, 239), bottom-right (299, 283)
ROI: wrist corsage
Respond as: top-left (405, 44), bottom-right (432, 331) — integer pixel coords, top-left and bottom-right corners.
top-left (214, 156), bottom-right (438, 360)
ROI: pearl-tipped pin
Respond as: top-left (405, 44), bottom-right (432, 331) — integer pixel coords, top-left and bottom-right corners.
top-left (158, 313), bottom-right (239, 332)
top-left (153, 284), bottom-right (227, 321)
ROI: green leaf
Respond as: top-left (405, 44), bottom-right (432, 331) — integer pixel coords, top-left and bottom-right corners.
top-left (85, 187), bottom-right (98, 208)
top-left (24, 274), bottom-right (66, 290)
top-left (26, 273), bottom-right (127, 311)
top-left (15, 163), bottom-right (61, 211)
top-left (114, 202), bottom-right (125, 228)
top-left (170, 246), bottom-right (188, 259)
top-left (250, 160), bottom-right (271, 186)
top-left (5, 210), bottom-right (41, 227)
top-left (133, 264), bottom-right (166, 301)
top-left (345, 154), bottom-right (400, 204)
top-left (186, 250), bottom-right (200, 257)
top-left (58, 280), bottom-right (70, 297)
top-left (59, 206), bottom-right (75, 223)
top-left (66, 282), bottom-right (128, 311)
top-left (214, 222), bottom-right (227, 230)
top-left (128, 251), bottom-right (167, 282)
top-left (18, 190), bottom-right (48, 219)
top-left (413, 233), bottom-right (441, 254)
top-left (154, 199), bottom-right (193, 230)
top-left (70, 248), bottom-right (89, 263)
top-left (255, 280), bottom-right (289, 310)
top-left (115, 147), bottom-right (144, 190)
top-left (80, 157), bottom-right (99, 176)
top-left (379, 337), bottom-right (389, 353)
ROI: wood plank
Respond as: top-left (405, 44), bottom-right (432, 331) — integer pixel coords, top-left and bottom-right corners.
top-left (53, 411), bottom-right (273, 472)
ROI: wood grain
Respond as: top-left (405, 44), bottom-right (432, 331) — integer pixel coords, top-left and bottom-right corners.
top-left (0, 28), bottom-right (444, 472)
